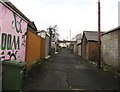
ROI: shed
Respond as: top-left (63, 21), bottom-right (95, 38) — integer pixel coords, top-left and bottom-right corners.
top-left (81, 31), bottom-right (104, 61)
top-left (101, 27), bottom-right (120, 71)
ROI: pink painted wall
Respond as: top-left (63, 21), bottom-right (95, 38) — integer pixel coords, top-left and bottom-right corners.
top-left (0, 3), bottom-right (2, 90)
top-left (0, 3), bottom-right (27, 62)
top-left (0, 3), bottom-right (2, 60)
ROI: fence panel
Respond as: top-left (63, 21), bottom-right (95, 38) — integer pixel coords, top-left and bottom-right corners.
top-left (25, 30), bottom-right (41, 65)
top-left (40, 38), bottom-right (45, 58)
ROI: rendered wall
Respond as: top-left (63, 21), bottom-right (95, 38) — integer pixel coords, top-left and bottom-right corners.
top-left (77, 44), bottom-right (81, 56)
top-left (0, 3), bottom-right (27, 61)
top-left (0, 3), bottom-right (2, 91)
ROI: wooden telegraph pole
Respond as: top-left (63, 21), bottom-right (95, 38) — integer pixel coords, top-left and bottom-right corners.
top-left (98, 0), bottom-right (101, 68)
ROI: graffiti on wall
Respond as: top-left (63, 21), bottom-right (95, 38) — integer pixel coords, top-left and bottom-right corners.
top-left (0, 4), bottom-right (27, 61)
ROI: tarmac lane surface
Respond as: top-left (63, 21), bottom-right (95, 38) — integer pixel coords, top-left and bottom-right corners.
top-left (23, 48), bottom-right (119, 91)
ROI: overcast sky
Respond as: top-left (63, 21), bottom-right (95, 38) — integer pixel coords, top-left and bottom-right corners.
top-left (9, 0), bottom-right (119, 40)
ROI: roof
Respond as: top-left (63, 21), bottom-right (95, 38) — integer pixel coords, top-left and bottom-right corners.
top-left (37, 30), bottom-right (46, 33)
top-left (102, 26), bottom-right (120, 36)
top-left (28, 21), bottom-right (37, 31)
top-left (2, 1), bottom-right (30, 23)
top-left (83, 31), bottom-right (104, 42)
top-left (1, 1), bottom-right (38, 31)
top-left (58, 40), bottom-right (77, 43)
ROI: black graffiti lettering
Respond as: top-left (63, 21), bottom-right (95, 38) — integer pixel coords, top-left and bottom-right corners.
top-left (1, 33), bottom-right (7, 50)
top-left (1, 51), bottom-right (5, 60)
top-left (21, 32), bottom-right (27, 47)
top-left (0, 50), bottom-right (18, 61)
top-left (12, 36), bottom-right (20, 49)
top-left (8, 51), bottom-right (17, 60)
top-left (1, 33), bottom-right (20, 50)
top-left (1, 51), bottom-right (4, 55)
top-left (12, 13), bottom-right (22, 33)
top-left (7, 34), bottom-right (12, 50)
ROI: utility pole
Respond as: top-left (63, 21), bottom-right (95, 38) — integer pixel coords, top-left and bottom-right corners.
top-left (98, 0), bottom-right (101, 68)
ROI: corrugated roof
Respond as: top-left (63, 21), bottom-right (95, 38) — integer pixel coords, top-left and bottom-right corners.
top-left (83, 31), bottom-right (104, 41)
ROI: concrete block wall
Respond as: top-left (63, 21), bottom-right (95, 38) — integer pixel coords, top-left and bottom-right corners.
top-left (101, 30), bottom-right (119, 69)
top-left (118, 29), bottom-right (120, 71)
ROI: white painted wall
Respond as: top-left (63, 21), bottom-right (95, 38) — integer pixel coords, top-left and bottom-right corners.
top-left (77, 44), bottom-right (81, 56)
